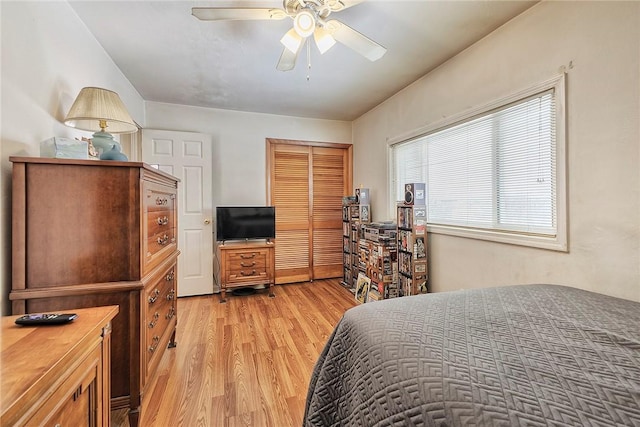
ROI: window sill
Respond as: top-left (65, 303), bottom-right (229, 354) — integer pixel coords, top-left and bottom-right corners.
top-left (427, 224), bottom-right (568, 252)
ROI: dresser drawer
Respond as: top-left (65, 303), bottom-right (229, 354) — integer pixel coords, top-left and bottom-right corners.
top-left (147, 191), bottom-right (175, 212)
top-left (147, 210), bottom-right (174, 237)
top-left (145, 267), bottom-right (175, 319)
top-left (147, 228), bottom-right (177, 257)
top-left (143, 182), bottom-right (177, 275)
top-left (144, 262), bottom-right (176, 377)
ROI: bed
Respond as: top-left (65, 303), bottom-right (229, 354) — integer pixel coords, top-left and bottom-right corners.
top-left (303, 284), bottom-right (640, 426)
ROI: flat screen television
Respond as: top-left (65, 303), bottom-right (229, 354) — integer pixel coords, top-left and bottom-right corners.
top-left (216, 206), bottom-right (276, 242)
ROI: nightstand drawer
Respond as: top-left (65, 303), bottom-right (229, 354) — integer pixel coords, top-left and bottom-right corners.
top-left (227, 257), bottom-right (267, 272)
top-left (227, 250), bottom-right (268, 263)
top-left (227, 268), bottom-right (268, 283)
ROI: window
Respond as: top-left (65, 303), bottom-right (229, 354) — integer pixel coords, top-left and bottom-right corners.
top-left (389, 76), bottom-right (566, 251)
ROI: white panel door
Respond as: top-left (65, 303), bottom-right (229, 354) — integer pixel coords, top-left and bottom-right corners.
top-left (142, 129), bottom-right (213, 297)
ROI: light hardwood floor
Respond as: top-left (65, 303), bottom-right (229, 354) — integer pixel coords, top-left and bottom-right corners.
top-left (112, 279), bottom-right (357, 427)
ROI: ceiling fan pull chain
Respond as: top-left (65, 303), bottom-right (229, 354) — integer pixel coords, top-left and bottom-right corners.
top-left (307, 39), bottom-right (312, 81)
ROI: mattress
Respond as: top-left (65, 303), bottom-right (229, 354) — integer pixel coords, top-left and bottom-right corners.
top-left (303, 284), bottom-right (640, 426)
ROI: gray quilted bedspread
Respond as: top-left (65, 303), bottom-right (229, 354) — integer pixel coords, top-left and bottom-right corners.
top-left (303, 285), bottom-right (640, 426)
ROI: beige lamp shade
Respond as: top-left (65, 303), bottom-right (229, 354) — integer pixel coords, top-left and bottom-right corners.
top-left (64, 87), bottom-right (137, 134)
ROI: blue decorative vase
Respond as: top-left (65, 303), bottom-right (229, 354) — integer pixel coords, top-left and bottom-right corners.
top-left (100, 144), bottom-right (128, 161)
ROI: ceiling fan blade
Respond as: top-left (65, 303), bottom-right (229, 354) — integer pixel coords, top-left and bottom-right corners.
top-left (326, 0), bottom-right (364, 12)
top-left (325, 19), bottom-right (386, 61)
top-left (276, 46), bottom-right (301, 71)
top-left (192, 8), bottom-right (287, 21)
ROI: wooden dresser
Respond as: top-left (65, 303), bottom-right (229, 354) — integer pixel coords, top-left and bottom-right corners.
top-left (217, 241), bottom-right (275, 301)
top-left (1, 305), bottom-right (118, 427)
top-left (9, 157), bottom-right (179, 427)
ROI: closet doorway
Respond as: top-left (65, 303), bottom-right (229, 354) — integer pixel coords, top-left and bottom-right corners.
top-left (267, 139), bottom-right (352, 284)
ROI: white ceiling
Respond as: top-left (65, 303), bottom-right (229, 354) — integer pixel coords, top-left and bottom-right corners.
top-left (69, 0), bottom-right (538, 121)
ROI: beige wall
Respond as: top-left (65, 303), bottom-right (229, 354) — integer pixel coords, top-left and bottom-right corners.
top-left (353, 1), bottom-right (640, 301)
top-left (144, 102), bottom-right (352, 208)
top-left (0, 1), bottom-right (145, 315)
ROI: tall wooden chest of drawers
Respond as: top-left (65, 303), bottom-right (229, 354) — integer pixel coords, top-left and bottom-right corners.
top-left (9, 157), bottom-right (180, 427)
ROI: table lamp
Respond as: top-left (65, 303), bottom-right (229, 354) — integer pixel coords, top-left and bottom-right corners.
top-left (64, 87), bottom-right (138, 160)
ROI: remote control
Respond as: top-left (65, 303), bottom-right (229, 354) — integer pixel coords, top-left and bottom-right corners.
top-left (15, 313), bottom-right (78, 326)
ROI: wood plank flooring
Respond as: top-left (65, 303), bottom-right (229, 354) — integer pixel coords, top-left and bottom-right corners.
top-left (112, 279), bottom-right (356, 427)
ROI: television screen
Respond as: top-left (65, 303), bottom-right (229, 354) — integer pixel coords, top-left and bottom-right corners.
top-left (216, 206), bottom-right (276, 241)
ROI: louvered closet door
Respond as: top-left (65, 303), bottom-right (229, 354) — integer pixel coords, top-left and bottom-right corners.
top-left (268, 140), bottom-right (352, 285)
top-left (312, 147), bottom-right (347, 279)
top-left (272, 145), bottom-right (312, 283)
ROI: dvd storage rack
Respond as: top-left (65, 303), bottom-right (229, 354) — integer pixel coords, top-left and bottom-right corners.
top-left (397, 201), bottom-right (428, 296)
top-left (341, 189), bottom-right (371, 292)
top-left (361, 222), bottom-right (399, 302)
top-left (341, 196), bottom-right (360, 291)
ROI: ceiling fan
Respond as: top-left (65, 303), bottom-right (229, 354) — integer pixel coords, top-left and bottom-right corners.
top-left (192, 0), bottom-right (387, 71)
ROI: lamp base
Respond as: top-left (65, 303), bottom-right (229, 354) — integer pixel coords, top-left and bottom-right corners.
top-left (92, 130), bottom-right (128, 161)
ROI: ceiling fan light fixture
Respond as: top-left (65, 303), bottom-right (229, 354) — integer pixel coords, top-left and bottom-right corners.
top-left (280, 28), bottom-right (304, 53)
top-left (313, 26), bottom-right (336, 54)
top-left (293, 10), bottom-right (316, 38)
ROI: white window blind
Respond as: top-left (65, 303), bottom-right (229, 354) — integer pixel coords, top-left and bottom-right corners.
top-left (393, 139), bottom-right (425, 202)
top-left (391, 80), bottom-right (564, 249)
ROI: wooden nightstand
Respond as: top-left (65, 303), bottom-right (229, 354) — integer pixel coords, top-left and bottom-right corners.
top-left (217, 241), bottom-right (275, 302)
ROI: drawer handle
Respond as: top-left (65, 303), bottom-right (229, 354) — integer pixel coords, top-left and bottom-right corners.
top-left (166, 289), bottom-right (175, 301)
top-left (149, 336), bottom-right (160, 353)
top-left (240, 253), bottom-right (256, 259)
top-left (157, 234), bottom-right (169, 245)
top-left (155, 197), bottom-right (168, 206)
top-left (166, 306), bottom-right (176, 320)
top-left (166, 271), bottom-right (175, 281)
top-left (240, 269), bottom-right (256, 276)
top-left (157, 216), bottom-right (169, 225)
top-left (148, 288), bottom-right (160, 304)
top-left (148, 312), bottom-right (159, 328)
top-left (240, 261), bottom-right (256, 267)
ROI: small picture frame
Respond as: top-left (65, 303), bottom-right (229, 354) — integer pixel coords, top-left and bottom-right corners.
top-left (355, 273), bottom-right (371, 304)
top-left (360, 205), bottom-right (370, 222)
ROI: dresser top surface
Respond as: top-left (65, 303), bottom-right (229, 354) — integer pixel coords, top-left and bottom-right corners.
top-left (10, 156), bottom-right (178, 182)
